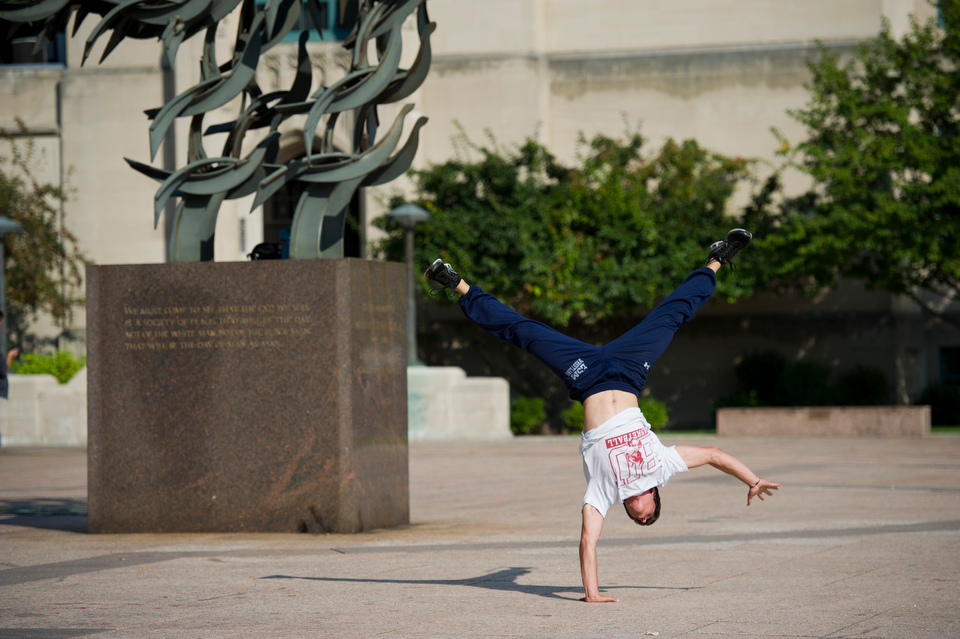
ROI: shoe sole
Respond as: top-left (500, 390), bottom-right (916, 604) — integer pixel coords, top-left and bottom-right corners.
top-left (423, 258), bottom-right (443, 280)
top-left (708, 229), bottom-right (752, 264)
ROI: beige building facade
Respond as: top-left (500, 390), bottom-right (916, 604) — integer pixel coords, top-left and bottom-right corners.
top-left (1, 0), bottom-right (956, 426)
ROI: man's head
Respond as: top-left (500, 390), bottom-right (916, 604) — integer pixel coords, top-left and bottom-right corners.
top-left (623, 487), bottom-right (660, 526)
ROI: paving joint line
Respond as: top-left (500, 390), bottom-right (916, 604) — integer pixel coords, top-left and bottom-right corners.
top-left (1, 520), bottom-right (957, 589)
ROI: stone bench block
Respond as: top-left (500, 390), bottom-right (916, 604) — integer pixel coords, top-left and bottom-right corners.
top-left (0, 374), bottom-right (89, 446)
top-left (717, 406), bottom-right (931, 438)
top-left (408, 366), bottom-right (512, 441)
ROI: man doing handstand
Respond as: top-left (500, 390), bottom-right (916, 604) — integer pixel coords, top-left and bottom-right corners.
top-left (424, 229), bottom-right (780, 603)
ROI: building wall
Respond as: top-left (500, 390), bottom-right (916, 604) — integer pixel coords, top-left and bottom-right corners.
top-left (413, 0), bottom-right (936, 183)
top-left (0, 68), bottom-right (62, 184)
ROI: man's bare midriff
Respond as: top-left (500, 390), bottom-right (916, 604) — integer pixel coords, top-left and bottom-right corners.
top-left (582, 389), bottom-right (639, 432)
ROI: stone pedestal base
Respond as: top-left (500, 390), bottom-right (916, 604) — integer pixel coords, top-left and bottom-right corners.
top-left (86, 259), bottom-right (408, 533)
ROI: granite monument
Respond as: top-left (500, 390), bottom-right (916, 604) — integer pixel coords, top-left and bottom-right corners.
top-left (86, 259), bottom-right (408, 533)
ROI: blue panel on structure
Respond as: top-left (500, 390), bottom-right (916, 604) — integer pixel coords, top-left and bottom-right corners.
top-left (255, 0), bottom-right (356, 42)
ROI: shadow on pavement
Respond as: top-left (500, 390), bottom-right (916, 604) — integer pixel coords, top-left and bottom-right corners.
top-left (0, 629), bottom-right (108, 638)
top-left (262, 567), bottom-right (700, 601)
top-left (0, 499), bottom-right (88, 533)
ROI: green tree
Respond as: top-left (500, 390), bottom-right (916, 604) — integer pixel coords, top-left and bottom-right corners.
top-left (374, 128), bottom-right (764, 326)
top-left (0, 122), bottom-right (87, 347)
top-left (768, 2), bottom-right (960, 326)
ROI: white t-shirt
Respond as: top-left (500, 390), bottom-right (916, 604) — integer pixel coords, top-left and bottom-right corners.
top-left (580, 407), bottom-right (688, 518)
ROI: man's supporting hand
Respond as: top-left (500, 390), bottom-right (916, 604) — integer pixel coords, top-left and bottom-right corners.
top-left (579, 504), bottom-right (618, 603)
top-left (748, 479), bottom-right (780, 506)
top-left (582, 593), bottom-right (619, 603)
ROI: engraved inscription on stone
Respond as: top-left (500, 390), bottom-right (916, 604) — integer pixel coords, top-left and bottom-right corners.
top-left (122, 303), bottom-right (312, 352)
top-left (353, 302), bottom-right (404, 376)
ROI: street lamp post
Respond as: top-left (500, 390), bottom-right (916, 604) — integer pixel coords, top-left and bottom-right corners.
top-left (387, 204), bottom-right (431, 366)
top-left (0, 217), bottom-right (23, 358)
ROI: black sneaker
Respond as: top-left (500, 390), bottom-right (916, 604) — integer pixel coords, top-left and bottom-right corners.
top-left (424, 258), bottom-right (462, 291)
top-left (707, 229), bottom-right (753, 268)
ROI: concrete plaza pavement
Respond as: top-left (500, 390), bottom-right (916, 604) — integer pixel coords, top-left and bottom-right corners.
top-left (1, 434), bottom-right (959, 638)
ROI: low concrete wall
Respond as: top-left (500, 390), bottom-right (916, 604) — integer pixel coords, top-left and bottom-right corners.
top-left (0, 365), bottom-right (512, 446)
top-left (717, 405), bottom-right (931, 438)
top-left (0, 370), bottom-right (88, 446)
top-left (408, 366), bottom-right (512, 441)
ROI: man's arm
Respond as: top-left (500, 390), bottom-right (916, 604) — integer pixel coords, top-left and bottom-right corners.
top-left (675, 446), bottom-right (780, 505)
top-left (579, 504), bottom-right (618, 603)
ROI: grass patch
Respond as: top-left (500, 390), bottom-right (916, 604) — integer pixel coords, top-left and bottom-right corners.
top-left (931, 425), bottom-right (960, 433)
top-left (662, 429), bottom-right (717, 436)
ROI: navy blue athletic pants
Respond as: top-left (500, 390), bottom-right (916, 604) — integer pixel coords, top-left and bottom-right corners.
top-left (459, 267), bottom-right (717, 402)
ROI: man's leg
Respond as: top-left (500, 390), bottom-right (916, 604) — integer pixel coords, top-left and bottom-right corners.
top-left (603, 264), bottom-right (718, 380)
top-left (603, 228), bottom-right (751, 376)
top-left (425, 259), bottom-right (598, 384)
top-left (460, 284), bottom-right (598, 380)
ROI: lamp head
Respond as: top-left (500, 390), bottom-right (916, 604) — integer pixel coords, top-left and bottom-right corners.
top-left (387, 204), bottom-right (431, 230)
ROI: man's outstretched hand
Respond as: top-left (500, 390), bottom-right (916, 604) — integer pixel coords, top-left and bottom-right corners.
top-left (747, 479), bottom-right (780, 506)
top-left (582, 594), bottom-right (618, 603)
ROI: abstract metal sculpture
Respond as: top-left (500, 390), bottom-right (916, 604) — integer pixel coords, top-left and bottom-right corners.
top-left (0, 0), bottom-right (432, 260)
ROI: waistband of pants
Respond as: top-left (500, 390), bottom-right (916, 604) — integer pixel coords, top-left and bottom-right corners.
top-left (576, 381), bottom-right (641, 403)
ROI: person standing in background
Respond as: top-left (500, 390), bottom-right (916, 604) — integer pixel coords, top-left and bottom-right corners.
top-left (0, 310), bottom-right (19, 399)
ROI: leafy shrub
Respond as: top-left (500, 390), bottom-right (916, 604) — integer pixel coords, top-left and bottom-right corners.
top-left (11, 350), bottom-right (86, 384)
top-left (773, 361), bottom-right (834, 407)
top-left (510, 396), bottom-right (546, 435)
top-left (714, 389), bottom-right (767, 409)
top-left (833, 365), bottom-right (891, 406)
top-left (915, 383), bottom-right (960, 426)
top-left (640, 397), bottom-right (669, 431)
top-left (372, 129), bottom-right (765, 328)
top-left (560, 396), bottom-right (669, 432)
top-left (734, 351), bottom-right (786, 405)
top-left (561, 401), bottom-right (585, 432)
top-left (718, 349), bottom-right (891, 408)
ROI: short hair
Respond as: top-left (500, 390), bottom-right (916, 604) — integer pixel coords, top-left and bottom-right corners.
top-left (624, 487), bottom-right (661, 526)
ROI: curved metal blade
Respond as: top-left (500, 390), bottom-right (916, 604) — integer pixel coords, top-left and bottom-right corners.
top-left (154, 156), bottom-right (239, 226)
top-left (260, 0), bottom-right (300, 52)
top-left (181, 12), bottom-right (264, 116)
top-left (369, 0), bottom-right (424, 40)
top-left (289, 177), bottom-right (363, 259)
top-left (168, 192), bottom-right (227, 262)
top-left (125, 157), bottom-right (172, 183)
top-left (277, 30), bottom-right (312, 106)
top-left (0, 0), bottom-right (70, 23)
top-left (300, 103), bottom-right (413, 183)
top-left (380, 21), bottom-right (434, 104)
top-left (361, 115), bottom-right (428, 186)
